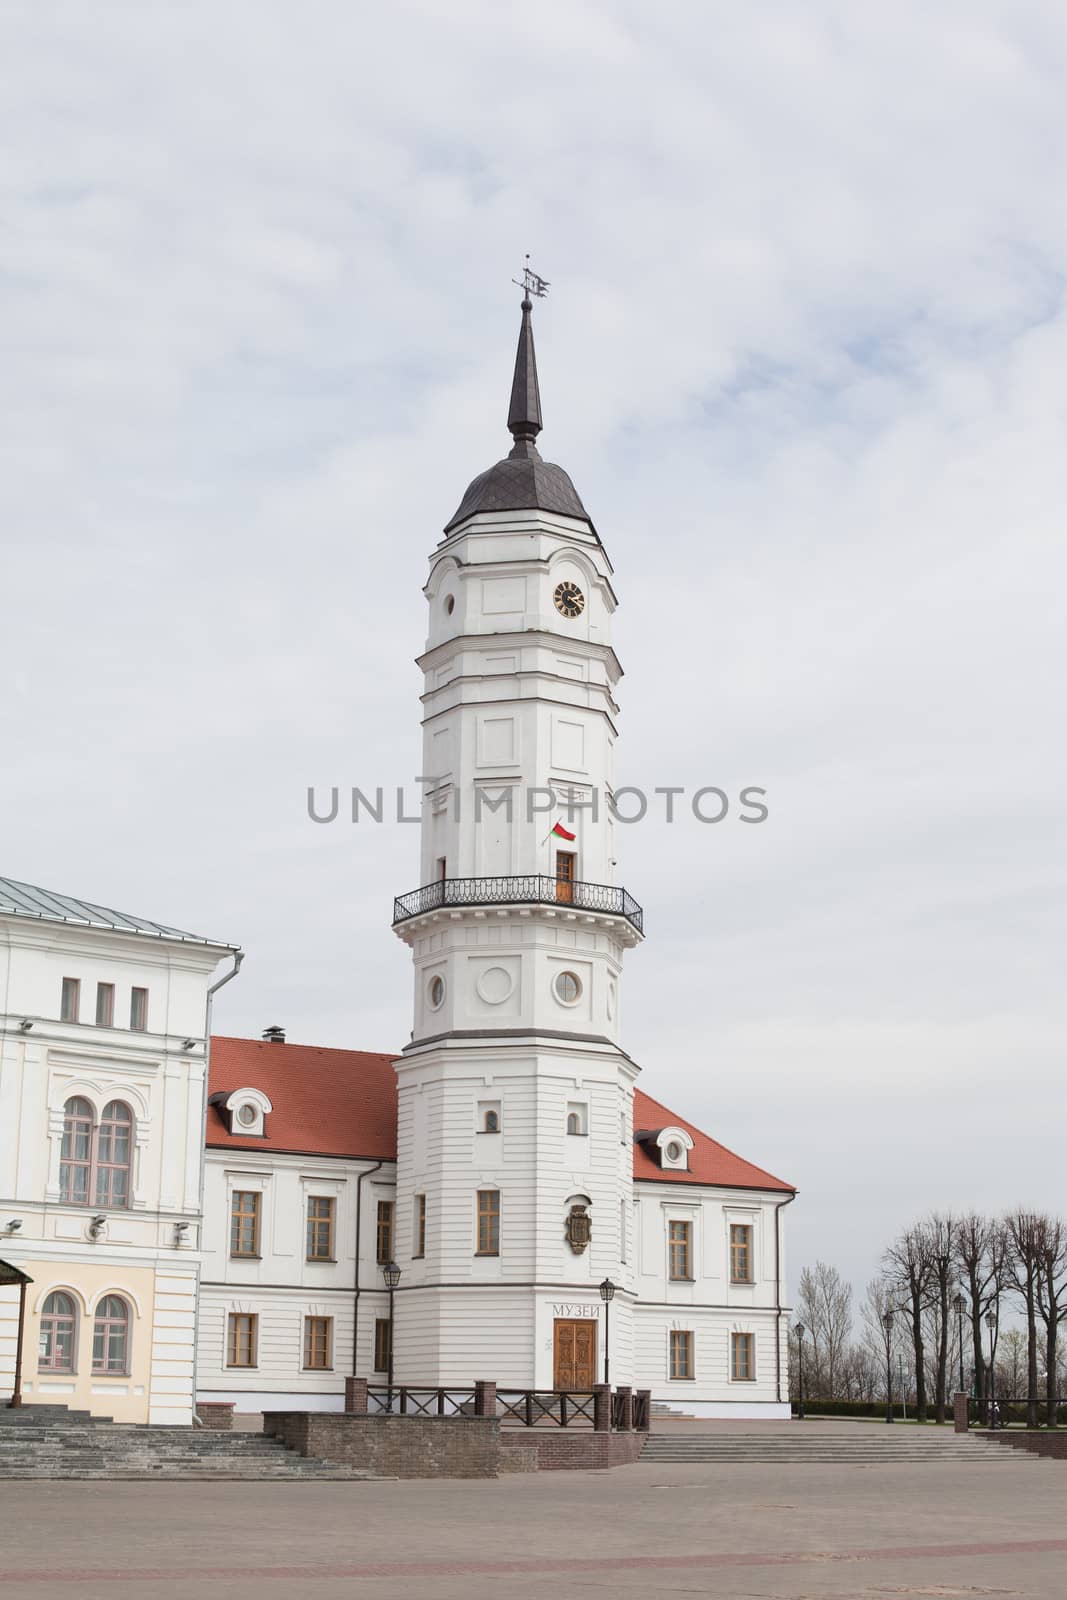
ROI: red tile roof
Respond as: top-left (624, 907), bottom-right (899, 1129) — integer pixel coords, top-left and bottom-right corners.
top-left (206, 1036), bottom-right (398, 1160)
top-left (206, 1036), bottom-right (793, 1191)
top-left (632, 1088), bottom-right (793, 1192)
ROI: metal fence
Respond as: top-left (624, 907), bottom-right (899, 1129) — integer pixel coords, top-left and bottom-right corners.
top-left (968, 1395), bottom-right (1067, 1429)
top-left (364, 1384), bottom-right (650, 1431)
top-left (392, 874), bottom-right (644, 935)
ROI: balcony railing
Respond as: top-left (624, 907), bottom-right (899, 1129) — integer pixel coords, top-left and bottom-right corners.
top-left (392, 874), bottom-right (644, 935)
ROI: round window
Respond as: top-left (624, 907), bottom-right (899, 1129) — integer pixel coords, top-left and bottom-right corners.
top-left (665, 1140), bottom-right (682, 1162)
top-left (553, 971), bottom-right (582, 1005)
top-left (428, 975), bottom-right (445, 1009)
top-left (236, 1103), bottom-right (258, 1128)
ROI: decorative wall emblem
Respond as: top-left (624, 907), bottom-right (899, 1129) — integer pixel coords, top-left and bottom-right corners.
top-left (565, 1203), bottom-right (591, 1255)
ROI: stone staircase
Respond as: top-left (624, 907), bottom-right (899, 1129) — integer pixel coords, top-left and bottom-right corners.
top-left (0, 1405), bottom-right (370, 1480)
top-left (641, 1427), bottom-right (1038, 1465)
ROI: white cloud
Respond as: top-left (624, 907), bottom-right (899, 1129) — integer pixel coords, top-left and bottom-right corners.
top-left (2, 0), bottom-right (1065, 1293)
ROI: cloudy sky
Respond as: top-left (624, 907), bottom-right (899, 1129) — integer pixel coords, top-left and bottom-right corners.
top-left (2, 2), bottom-right (1064, 1293)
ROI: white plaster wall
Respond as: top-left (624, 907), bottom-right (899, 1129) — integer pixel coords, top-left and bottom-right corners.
top-left (196, 1149), bottom-right (397, 1407)
top-left (0, 912), bottom-right (235, 1421)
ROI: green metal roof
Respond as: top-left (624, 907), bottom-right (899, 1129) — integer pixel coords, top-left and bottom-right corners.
top-left (0, 875), bottom-right (239, 951)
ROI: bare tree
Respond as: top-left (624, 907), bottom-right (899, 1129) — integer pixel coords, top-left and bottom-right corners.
top-left (1034, 1215), bottom-right (1067, 1427)
top-left (917, 1213), bottom-right (955, 1423)
top-left (795, 1262), bottom-right (853, 1399)
top-left (996, 1327), bottom-right (1027, 1402)
top-left (860, 1276), bottom-right (900, 1408)
top-left (955, 1213), bottom-right (1007, 1424)
top-left (1005, 1210), bottom-right (1043, 1427)
top-left (885, 1226), bottom-right (933, 1421)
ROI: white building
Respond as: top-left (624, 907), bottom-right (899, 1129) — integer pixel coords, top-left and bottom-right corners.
top-left (0, 878), bottom-right (240, 1424)
top-left (2, 292), bottom-right (794, 1424)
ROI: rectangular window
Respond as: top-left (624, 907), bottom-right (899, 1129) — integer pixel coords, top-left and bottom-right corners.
top-left (303, 1316), bottom-right (332, 1370)
top-left (669, 1329), bottom-right (693, 1380)
top-left (413, 1194), bottom-right (426, 1258)
top-left (376, 1200), bottom-right (394, 1265)
top-left (95, 982), bottom-right (115, 1027)
top-left (227, 1313), bottom-right (257, 1368)
top-left (60, 977), bottom-right (80, 1023)
top-left (730, 1224), bottom-right (753, 1284)
top-left (306, 1196), bottom-right (335, 1260)
top-left (230, 1191), bottom-right (260, 1257)
top-left (373, 1317), bottom-right (391, 1373)
top-left (476, 1189), bottom-right (500, 1256)
top-left (668, 1220), bottom-right (692, 1281)
top-left (731, 1331), bottom-right (755, 1381)
top-left (129, 987), bottom-right (148, 1031)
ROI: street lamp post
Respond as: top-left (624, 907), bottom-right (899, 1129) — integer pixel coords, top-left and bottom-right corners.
top-left (795, 1324), bottom-right (805, 1420)
top-left (599, 1277), bottom-right (616, 1386)
top-left (985, 1311), bottom-right (996, 1429)
top-left (883, 1309), bottom-right (895, 1424)
top-left (383, 1261), bottom-right (401, 1412)
top-left (953, 1291), bottom-right (967, 1395)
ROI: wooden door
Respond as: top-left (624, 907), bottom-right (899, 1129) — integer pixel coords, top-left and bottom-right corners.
top-left (553, 1318), bottom-right (596, 1390)
top-left (555, 851), bottom-right (576, 904)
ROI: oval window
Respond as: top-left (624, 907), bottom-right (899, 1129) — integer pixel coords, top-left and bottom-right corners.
top-left (665, 1140), bottom-right (682, 1162)
top-left (444, 595), bottom-right (455, 615)
top-left (429, 975), bottom-right (445, 1009)
top-left (553, 971), bottom-right (582, 1005)
top-left (236, 1103), bottom-right (258, 1127)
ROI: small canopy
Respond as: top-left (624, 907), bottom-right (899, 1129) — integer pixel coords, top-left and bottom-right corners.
top-left (0, 1259), bottom-right (32, 1286)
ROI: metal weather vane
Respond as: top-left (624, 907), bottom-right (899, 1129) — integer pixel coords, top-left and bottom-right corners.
top-left (513, 254), bottom-right (550, 300)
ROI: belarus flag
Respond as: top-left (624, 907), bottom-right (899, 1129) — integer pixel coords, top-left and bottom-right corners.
top-left (551, 820), bottom-right (577, 841)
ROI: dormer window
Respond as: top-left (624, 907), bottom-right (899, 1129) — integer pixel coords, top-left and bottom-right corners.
top-left (635, 1126), bottom-right (694, 1172)
top-left (212, 1088), bottom-right (273, 1138)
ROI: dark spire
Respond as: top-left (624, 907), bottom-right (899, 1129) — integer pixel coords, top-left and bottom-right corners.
top-left (506, 297), bottom-right (543, 460)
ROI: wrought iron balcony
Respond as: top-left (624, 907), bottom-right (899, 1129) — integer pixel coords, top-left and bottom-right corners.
top-left (392, 874), bottom-right (644, 935)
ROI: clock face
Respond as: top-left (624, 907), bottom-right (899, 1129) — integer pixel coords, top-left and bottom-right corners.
top-left (553, 580), bottom-right (585, 619)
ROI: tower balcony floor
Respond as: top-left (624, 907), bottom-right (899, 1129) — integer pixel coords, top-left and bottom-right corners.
top-left (392, 874), bottom-right (644, 936)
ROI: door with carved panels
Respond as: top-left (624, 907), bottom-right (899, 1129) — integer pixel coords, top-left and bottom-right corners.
top-left (553, 1318), bottom-right (596, 1389)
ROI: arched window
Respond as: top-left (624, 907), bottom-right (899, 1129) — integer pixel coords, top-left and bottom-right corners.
top-left (483, 1109), bottom-right (500, 1134)
top-left (92, 1295), bottom-right (130, 1374)
top-left (58, 1098), bottom-right (134, 1209)
top-left (38, 1292), bottom-right (76, 1372)
top-left (59, 1098), bottom-right (93, 1204)
top-left (95, 1102), bottom-right (133, 1207)
top-left (566, 1111), bottom-right (581, 1136)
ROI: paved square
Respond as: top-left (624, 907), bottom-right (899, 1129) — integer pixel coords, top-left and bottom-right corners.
top-left (0, 1454), bottom-right (1062, 1600)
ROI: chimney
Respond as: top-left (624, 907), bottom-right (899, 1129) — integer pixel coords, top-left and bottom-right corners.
top-left (262, 1025), bottom-right (286, 1045)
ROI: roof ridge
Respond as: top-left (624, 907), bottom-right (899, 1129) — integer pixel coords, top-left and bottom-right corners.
top-left (212, 1034), bottom-right (398, 1060)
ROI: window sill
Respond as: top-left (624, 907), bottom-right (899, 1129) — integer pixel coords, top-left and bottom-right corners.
top-left (229, 1254), bottom-right (262, 1261)
top-left (474, 1252), bottom-right (500, 1258)
top-left (668, 1277), bottom-right (695, 1284)
top-left (305, 1257), bottom-right (337, 1265)
top-left (302, 1368), bottom-right (334, 1374)
top-left (225, 1366), bottom-right (258, 1371)
top-left (668, 1376), bottom-right (695, 1382)
top-left (730, 1279), bottom-right (755, 1287)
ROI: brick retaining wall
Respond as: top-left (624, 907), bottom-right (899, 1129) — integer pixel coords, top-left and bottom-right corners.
top-left (263, 1412), bottom-right (500, 1478)
top-left (195, 1403), bottom-right (234, 1432)
top-left (975, 1430), bottom-right (1067, 1460)
top-left (498, 1430), bottom-right (646, 1472)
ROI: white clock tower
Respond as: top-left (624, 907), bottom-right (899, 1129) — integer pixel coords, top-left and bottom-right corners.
top-left (391, 286), bottom-right (644, 1390)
